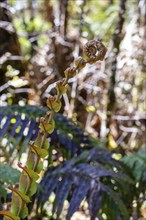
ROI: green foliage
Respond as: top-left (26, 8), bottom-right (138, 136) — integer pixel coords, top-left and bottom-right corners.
top-left (0, 105), bottom-right (145, 219)
top-left (37, 147), bottom-right (133, 220)
top-left (0, 104), bottom-right (135, 219)
top-left (0, 105), bottom-right (92, 160)
top-left (121, 147), bottom-right (146, 181)
top-left (101, 184), bottom-right (130, 220)
top-left (120, 147), bottom-right (146, 218)
top-left (0, 164), bottom-right (20, 199)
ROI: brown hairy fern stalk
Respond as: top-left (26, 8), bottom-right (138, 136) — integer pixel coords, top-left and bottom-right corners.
top-left (0, 40), bottom-right (107, 220)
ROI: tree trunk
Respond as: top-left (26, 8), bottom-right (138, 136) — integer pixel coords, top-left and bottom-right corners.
top-left (106, 0), bottom-right (127, 146)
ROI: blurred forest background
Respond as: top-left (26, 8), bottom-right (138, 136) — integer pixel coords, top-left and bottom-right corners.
top-left (0, 0), bottom-right (146, 219)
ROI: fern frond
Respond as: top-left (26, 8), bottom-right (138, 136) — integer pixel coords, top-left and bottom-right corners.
top-left (0, 105), bottom-right (92, 159)
top-left (101, 184), bottom-right (129, 220)
top-left (53, 174), bottom-right (73, 218)
top-left (37, 148), bottom-right (133, 219)
top-left (121, 146), bottom-right (146, 181)
top-left (87, 184), bottom-right (102, 219)
top-left (38, 169), bottom-right (59, 206)
top-left (66, 178), bottom-right (90, 220)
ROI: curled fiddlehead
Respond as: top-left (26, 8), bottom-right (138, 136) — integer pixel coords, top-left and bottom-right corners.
top-left (84, 40), bottom-right (107, 63)
top-left (0, 40), bottom-right (107, 220)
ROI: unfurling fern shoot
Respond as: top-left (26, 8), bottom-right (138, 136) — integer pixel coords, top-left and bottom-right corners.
top-left (0, 40), bottom-right (107, 220)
